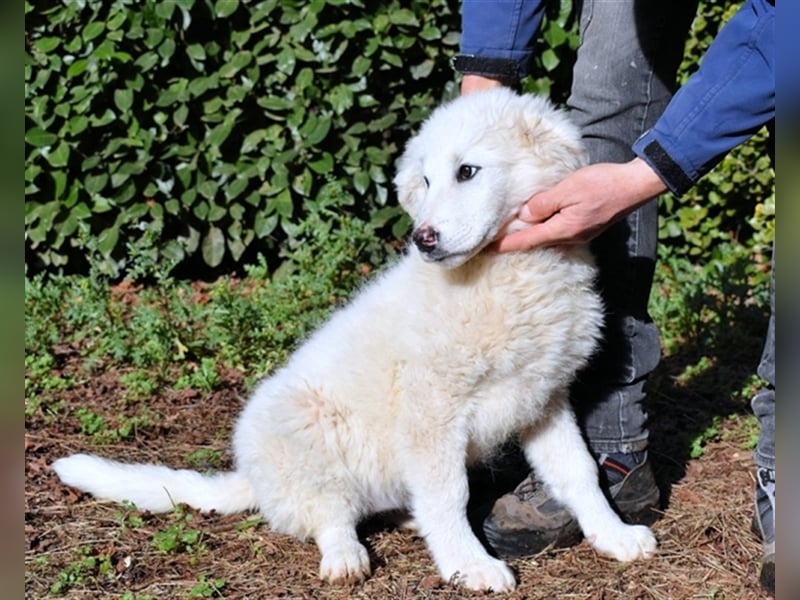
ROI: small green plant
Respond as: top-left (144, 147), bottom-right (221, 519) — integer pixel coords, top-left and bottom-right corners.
top-left (721, 413), bottom-right (760, 452)
top-left (119, 592), bottom-right (156, 600)
top-left (152, 507), bottom-right (206, 558)
top-left (72, 405), bottom-right (153, 443)
top-left (676, 355), bottom-right (715, 387)
top-left (75, 407), bottom-right (108, 438)
top-left (115, 409), bottom-right (154, 440)
top-left (115, 500), bottom-right (146, 531)
top-left (688, 412), bottom-right (760, 459)
top-left (174, 357), bottom-right (221, 392)
top-left (690, 416), bottom-right (722, 459)
top-left (186, 448), bottom-right (224, 470)
top-left (119, 369), bottom-right (160, 401)
top-left (50, 546), bottom-right (115, 595)
top-left (187, 574), bottom-right (227, 598)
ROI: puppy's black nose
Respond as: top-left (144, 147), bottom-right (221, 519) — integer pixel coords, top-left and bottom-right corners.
top-left (412, 226), bottom-right (439, 253)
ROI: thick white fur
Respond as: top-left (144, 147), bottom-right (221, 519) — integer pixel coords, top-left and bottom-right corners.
top-left (53, 88), bottom-right (656, 592)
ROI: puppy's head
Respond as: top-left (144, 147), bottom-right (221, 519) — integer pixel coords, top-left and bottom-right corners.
top-left (393, 87), bottom-right (587, 268)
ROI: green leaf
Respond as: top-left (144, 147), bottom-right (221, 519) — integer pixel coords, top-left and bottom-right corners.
top-left (543, 24), bottom-right (568, 48)
top-left (68, 115), bottom-right (89, 136)
top-left (134, 52), bottom-right (159, 71)
top-left (189, 75), bottom-right (218, 97)
top-left (276, 46), bottom-right (296, 74)
top-left (25, 127), bottom-right (57, 147)
top-left (33, 37), bottom-right (60, 54)
top-left (82, 22), bottom-right (105, 43)
top-left (388, 9), bottom-right (418, 26)
top-left (225, 176), bottom-right (249, 201)
top-left (258, 95), bottom-right (290, 112)
top-left (219, 51), bottom-right (252, 78)
top-left (159, 37), bottom-right (176, 62)
top-left (107, 10), bottom-right (127, 31)
top-left (410, 59), bottom-right (434, 80)
top-left (327, 84), bottom-right (354, 114)
top-left (46, 142), bottom-right (70, 168)
top-left (186, 43), bottom-right (206, 62)
top-left (66, 58), bottom-right (89, 78)
top-left (114, 88), bottom-right (134, 112)
top-left (207, 120), bottom-right (234, 146)
top-left (271, 189), bottom-right (293, 218)
top-left (352, 56), bottom-right (372, 77)
top-left (51, 171), bottom-right (67, 199)
top-left (208, 202), bottom-right (226, 222)
top-left (155, 2), bottom-right (176, 20)
top-left (174, 103), bottom-right (189, 126)
top-left (215, 0), bottom-right (240, 18)
top-left (97, 225), bottom-right (120, 255)
top-left (540, 48), bottom-right (559, 72)
top-left (353, 170), bottom-right (370, 195)
top-left (202, 225), bottom-right (226, 267)
top-left (309, 153), bottom-right (333, 174)
top-left (254, 211), bottom-right (278, 238)
top-left (419, 25), bottom-right (441, 41)
top-left (85, 172), bottom-right (108, 194)
top-left (241, 129), bottom-right (267, 153)
top-left (198, 179), bottom-right (219, 201)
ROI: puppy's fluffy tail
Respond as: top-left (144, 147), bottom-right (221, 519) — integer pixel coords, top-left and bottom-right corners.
top-left (52, 453), bottom-right (256, 515)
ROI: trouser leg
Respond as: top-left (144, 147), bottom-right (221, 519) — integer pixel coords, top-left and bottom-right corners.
top-left (752, 258), bottom-right (775, 471)
top-left (566, 0), bottom-right (698, 454)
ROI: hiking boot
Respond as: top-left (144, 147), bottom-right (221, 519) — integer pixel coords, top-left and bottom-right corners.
top-left (483, 452), bottom-right (660, 558)
top-left (751, 467), bottom-right (775, 596)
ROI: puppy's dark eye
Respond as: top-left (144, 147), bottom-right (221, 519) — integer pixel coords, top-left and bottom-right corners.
top-left (423, 176), bottom-right (430, 188)
top-left (456, 164), bottom-right (480, 182)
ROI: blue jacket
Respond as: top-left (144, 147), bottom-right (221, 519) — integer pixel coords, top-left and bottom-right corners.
top-left (457, 0), bottom-right (775, 196)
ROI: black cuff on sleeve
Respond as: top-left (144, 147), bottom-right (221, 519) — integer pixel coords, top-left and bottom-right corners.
top-left (452, 55), bottom-right (520, 86)
top-left (641, 140), bottom-right (694, 196)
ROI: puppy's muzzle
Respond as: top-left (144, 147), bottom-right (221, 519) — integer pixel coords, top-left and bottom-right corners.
top-left (412, 226), bottom-right (439, 254)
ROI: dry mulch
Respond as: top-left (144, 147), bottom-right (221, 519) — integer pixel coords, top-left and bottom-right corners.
top-left (25, 343), bottom-right (771, 599)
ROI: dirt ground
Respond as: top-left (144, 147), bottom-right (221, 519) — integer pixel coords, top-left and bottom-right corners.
top-left (25, 333), bottom-right (772, 599)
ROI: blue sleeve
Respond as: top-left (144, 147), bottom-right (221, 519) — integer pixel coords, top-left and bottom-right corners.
top-left (632, 0), bottom-right (775, 196)
top-left (458, 0), bottom-right (547, 81)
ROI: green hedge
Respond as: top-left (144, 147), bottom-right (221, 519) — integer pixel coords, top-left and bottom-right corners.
top-left (25, 0), bottom-right (465, 275)
top-left (660, 1), bottom-right (774, 269)
top-left (25, 0), bottom-right (772, 278)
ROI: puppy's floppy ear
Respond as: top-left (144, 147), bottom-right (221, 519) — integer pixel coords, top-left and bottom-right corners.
top-left (515, 100), bottom-right (588, 174)
top-left (393, 137), bottom-right (427, 214)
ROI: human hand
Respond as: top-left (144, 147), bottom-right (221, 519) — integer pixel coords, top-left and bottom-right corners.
top-left (460, 74), bottom-right (506, 95)
top-left (495, 158), bottom-right (667, 252)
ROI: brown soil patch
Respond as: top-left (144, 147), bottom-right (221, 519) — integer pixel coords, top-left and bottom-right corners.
top-left (25, 328), bottom-right (771, 599)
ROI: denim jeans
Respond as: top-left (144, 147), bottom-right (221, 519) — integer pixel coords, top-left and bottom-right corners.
top-left (752, 261), bottom-right (775, 471)
top-left (564, 0), bottom-right (698, 454)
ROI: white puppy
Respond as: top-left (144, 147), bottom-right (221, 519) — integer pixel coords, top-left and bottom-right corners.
top-left (53, 88), bottom-right (656, 592)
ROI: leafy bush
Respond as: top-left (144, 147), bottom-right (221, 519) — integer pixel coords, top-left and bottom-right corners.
top-left (25, 0), bottom-right (462, 275)
top-left (24, 197), bottom-right (383, 397)
top-left (659, 1), bottom-right (774, 271)
top-left (25, 0), bottom-right (772, 278)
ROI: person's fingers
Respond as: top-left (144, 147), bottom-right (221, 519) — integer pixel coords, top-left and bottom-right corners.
top-left (494, 219), bottom-right (567, 253)
top-left (520, 188), bottom-right (564, 224)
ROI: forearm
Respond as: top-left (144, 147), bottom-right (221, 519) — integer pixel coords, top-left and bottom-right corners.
top-left (457, 0), bottom-right (547, 84)
top-left (633, 0), bottom-right (774, 196)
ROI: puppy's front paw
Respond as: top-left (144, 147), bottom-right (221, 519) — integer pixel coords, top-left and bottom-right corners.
top-left (449, 557), bottom-right (516, 592)
top-left (588, 523), bottom-right (657, 562)
top-left (319, 540), bottom-right (371, 585)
